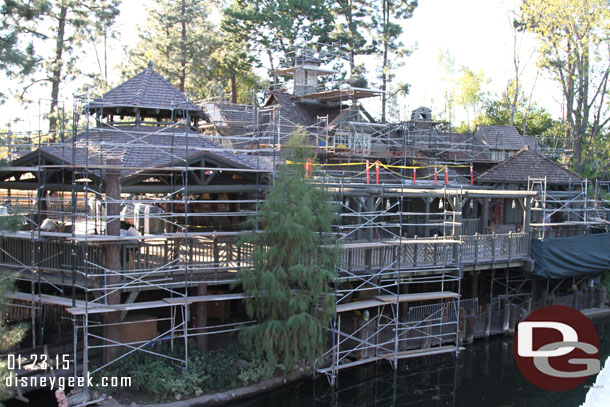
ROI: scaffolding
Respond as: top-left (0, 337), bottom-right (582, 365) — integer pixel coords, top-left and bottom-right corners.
top-left (0, 44), bottom-right (578, 400)
top-left (528, 176), bottom-right (610, 239)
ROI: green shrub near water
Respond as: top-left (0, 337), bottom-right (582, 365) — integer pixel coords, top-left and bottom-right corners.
top-left (97, 345), bottom-right (278, 400)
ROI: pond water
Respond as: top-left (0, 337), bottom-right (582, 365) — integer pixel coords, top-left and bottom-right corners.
top-left (9, 318), bottom-right (610, 407)
top-left (226, 317), bottom-right (610, 407)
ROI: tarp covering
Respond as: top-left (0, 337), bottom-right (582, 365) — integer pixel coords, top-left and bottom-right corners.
top-left (530, 233), bottom-right (610, 279)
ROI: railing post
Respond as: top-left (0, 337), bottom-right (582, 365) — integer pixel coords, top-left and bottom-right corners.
top-left (491, 233), bottom-right (496, 264)
top-left (474, 233), bottom-right (479, 266)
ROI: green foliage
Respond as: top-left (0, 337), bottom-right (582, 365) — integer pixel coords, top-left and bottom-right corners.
top-left (223, 0), bottom-right (334, 56)
top-left (456, 67), bottom-right (488, 131)
top-left (518, 0), bottom-right (610, 173)
top-left (239, 128), bottom-right (338, 369)
top-left (370, 0), bottom-right (418, 121)
top-left (0, 271), bottom-right (27, 405)
top-left (237, 355), bottom-right (278, 385)
top-left (122, 0), bottom-right (259, 102)
top-left (0, 0), bottom-right (48, 94)
top-left (477, 99), bottom-right (556, 137)
top-left (99, 345), bottom-right (250, 400)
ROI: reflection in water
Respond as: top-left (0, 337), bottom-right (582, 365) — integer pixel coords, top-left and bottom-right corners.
top-left (228, 318), bottom-right (610, 407)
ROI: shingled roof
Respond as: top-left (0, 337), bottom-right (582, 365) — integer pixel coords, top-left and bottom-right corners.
top-left (477, 148), bottom-right (581, 185)
top-left (88, 62), bottom-right (205, 119)
top-left (475, 125), bottom-right (527, 151)
top-left (12, 125), bottom-right (273, 180)
top-left (263, 90), bottom-right (341, 140)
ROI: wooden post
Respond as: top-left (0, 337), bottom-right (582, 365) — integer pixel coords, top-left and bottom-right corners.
top-left (522, 197), bottom-right (532, 255)
top-left (104, 159), bottom-right (122, 363)
top-left (480, 198), bottom-right (489, 234)
top-left (484, 304), bottom-right (492, 337)
top-left (459, 308), bottom-right (467, 345)
top-left (465, 309), bottom-right (475, 344)
top-left (509, 304), bottom-right (518, 335)
top-left (502, 299), bottom-right (510, 335)
top-left (195, 284), bottom-right (208, 350)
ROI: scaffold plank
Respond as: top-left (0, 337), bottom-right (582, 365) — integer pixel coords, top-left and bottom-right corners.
top-left (375, 291), bottom-right (459, 303)
top-left (336, 299), bottom-right (386, 312)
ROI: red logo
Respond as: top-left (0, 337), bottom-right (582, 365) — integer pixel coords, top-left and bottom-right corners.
top-left (514, 305), bottom-right (600, 391)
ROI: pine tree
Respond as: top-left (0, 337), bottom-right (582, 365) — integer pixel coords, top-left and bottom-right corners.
top-left (239, 128), bottom-right (338, 369)
top-left (0, 216), bottom-right (26, 405)
top-left (222, 0), bottom-right (334, 86)
top-left (122, 0), bottom-right (258, 102)
top-left (370, 0), bottom-right (418, 122)
top-left (0, 0), bottom-right (48, 102)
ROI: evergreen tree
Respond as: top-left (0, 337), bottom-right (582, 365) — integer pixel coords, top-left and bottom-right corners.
top-left (0, 213), bottom-right (25, 405)
top-left (19, 0), bottom-right (120, 137)
top-left (239, 128), bottom-right (338, 369)
top-left (123, 0), bottom-right (258, 102)
top-left (370, 0), bottom-right (417, 122)
top-left (0, 0), bottom-right (49, 102)
top-left (222, 0), bottom-right (334, 85)
top-left (330, 0), bottom-right (371, 77)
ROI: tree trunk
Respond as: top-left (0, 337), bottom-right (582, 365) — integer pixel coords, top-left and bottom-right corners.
top-left (231, 71), bottom-right (237, 103)
top-left (381, 0), bottom-right (388, 123)
top-left (48, 4), bottom-right (67, 139)
top-left (179, 0), bottom-right (187, 93)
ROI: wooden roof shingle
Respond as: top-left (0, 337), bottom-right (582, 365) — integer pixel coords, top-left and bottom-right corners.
top-left (475, 125), bottom-right (527, 151)
top-left (477, 148), bottom-right (581, 185)
top-left (88, 62), bottom-right (205, 118)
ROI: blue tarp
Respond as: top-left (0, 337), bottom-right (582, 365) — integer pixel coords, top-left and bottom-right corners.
top-left (530, 233), bottom-right (610, 279)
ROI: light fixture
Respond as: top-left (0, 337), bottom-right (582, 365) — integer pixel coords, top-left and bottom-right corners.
top-left (512, 200), bottom-right (516, 209)
top-left (438, 199), bottom-right (444, 209)
top-left (469, 200), bottom-right (474, 209)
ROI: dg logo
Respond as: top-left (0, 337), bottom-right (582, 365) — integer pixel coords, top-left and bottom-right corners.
top-left (514, 305), bottom-right (600, 391)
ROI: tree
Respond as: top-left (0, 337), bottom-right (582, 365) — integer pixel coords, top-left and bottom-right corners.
top-left (330, 0), bottom-right (371, 75)
top-left (370, 0), bottom-right (417, 122)
top-left (456, 67), bottom-right (488, 131)
top-left (19, 0), bottom-right (120, 138)
top-left (123, 0), bottom-right (258, 102)
top-left (437, 49), bottom-right (458, 124)
top-left (222, 0), bottom-right (334, 85)
top-left (0, 209), bottom-right (25, 405)
top-left (519, 0), bottom-right (610, 174)
top-left (478, 98), bottom-right (556, 137)
top-left (0, 0), bottom-right (47, 76)
top-left (239, 128), bottom-right (338, 368)
top-left (0, 0), bottom-right (48, 102)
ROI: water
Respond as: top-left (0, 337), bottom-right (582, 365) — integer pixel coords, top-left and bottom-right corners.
top-left (226, 317), bottom-right (610, 407)
top-left (9, 318), bottom-right (610, 407)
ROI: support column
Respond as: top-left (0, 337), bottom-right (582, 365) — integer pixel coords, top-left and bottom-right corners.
top-left (479, 198), bottom-right (489, 234)
top-left (423, 197), bottom-right (433, 237)
top-left (195, 283), bottom-right (208, 350)
top-left (523, 197), bottom-right (532, 255)
top-left (104, 159), bottom-right (122, 363)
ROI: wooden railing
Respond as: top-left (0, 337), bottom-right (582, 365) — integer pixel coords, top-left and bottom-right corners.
top-left (0, 232), bottom-right (530, 284)
top-left (460, 232), bottom-right (528, 264)
top-left (0, 235), bottom-right (253, 283)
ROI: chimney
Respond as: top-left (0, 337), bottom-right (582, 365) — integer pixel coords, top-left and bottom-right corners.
top-left (293, 50), bottom-right (321, 96)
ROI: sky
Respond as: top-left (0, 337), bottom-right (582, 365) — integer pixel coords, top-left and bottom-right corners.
top-left (1, 0), bottom-right (563, 132)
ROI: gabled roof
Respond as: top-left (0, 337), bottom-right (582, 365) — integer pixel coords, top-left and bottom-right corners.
top-left (12, 125), bottom-right (273, 180)
top-left (88, 62), bottom-right (205, 118)
top-left (477, 148), bottom-right (581, 185)
top-left (475, 125), bottom-right (527, 151)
